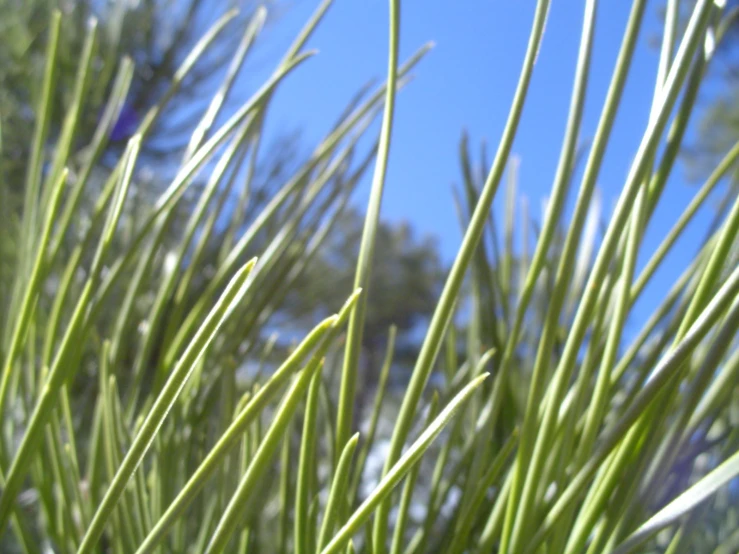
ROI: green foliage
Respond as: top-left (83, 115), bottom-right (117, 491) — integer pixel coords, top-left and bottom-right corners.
top-left (1, 1), bottom-right (738, 553)
top-left (0, 0), bottom-right (262, 175)
top-left (674, 0), bottom-right (739, 189)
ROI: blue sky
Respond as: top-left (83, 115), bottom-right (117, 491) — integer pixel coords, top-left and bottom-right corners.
top-left (242, 1), bottom-right (726, 332)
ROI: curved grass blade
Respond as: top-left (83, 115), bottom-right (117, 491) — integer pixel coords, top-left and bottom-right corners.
top-left (0, 136), bottom-right (140, 533)
top-left (374, 0), bottom-right (550, 549)
top-left (323, 374), bottom-right (488, 554)
top-left (525, 266), bottom-right (739, 552)
top-left (0, 167), bottom-right (68, 416)
top-left (76, 260), bottom-right (257, 554)
top-left (134, 292), bottom-right (360, 554)
top-left (498, 0), bottom-right (599, 539)
top-left (205, 360), bottom-right (325, 554)
top-left (507, 1), bottom-right (718, 549)
top-left (611, 449), bottom-right (739, 554)
top-left (294, 370), bottom-right (321, 554)
top-left (87, 51), bottom-right (316, 320)
top-left (318, 433), bottom-right (360, 552)
top-left (335, 0), bottom-right (401, 458)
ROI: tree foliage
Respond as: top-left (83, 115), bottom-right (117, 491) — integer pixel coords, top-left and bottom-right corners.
top-left (674, 0), bottom-right (739, 187)
top-left (0, 0), bottom-right (444, 367)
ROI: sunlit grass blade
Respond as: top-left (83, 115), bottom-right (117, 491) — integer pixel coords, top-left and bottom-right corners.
top-left (184, 6), bottom-right (267, 160)
top-left (0, 167), bottom-right (68, 416)
top-left (87, 51), bottom-right (316, 321)
top-left (294, 370), bottom-right (321, 554)
top-left (611, 449), bottom-right (739, 554)
top-left (205, 358), bottom-right (325, 554)
top-left (335, 0), bottom-right (400, 459)
top-left (318, 433), bottom-right (360, 552)
top-left (506, 1), bottom-right (717, 550)
top-left (134, 292), bottom-right (360, 554)
top-left (526, 265), bottom-right (739, 551)
top-left (3, 0), bottom-right (738, 552)
top-left (374, 0), bottom-right (550, 550)
top-left (77, 260), bottom-right (257, 553)
top-left (0, 135), bottom-right (140, 533)
top-left (323, 373), bottom-right (488, 554)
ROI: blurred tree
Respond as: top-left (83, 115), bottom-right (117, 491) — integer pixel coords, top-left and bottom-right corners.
top-left (672, 0), bottom-right (739, 189)
top-left (0, 0), bottom-right (268, 182)
top-left (0, 0), bottom-right (448, 395)
top-left (284, 209), bottom-right (443, 347)
top-left (0, 0), bottom-right (273, 346)
top-left (281, 207), bottom-right (445, 413)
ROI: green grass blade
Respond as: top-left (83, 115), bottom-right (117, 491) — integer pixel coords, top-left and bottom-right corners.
top-left (323, 373), bottom-right (488, 554)
top-left (507, 2), bottom-right (716, 549)
top-left (294, 370), bottom-right (321, 554)
top-left (373, 1), bottom-right (550, 549)
top-left (526, 266), bottom-right (739, 551)
top-left (611, 449), bottom-right (739, 554)
top-left (17, 10), bottom-right (60, 283)
top-left (349, 325), bottom-right (396, 502)
top-left (0, 167), bottom-right (68, 416)
top-left (184, 6), bottom-right (267, 160)
top-left (76, 260), bottom-right (257, 553)
top-left (48, 57), bottom-right (135, 262)
top-left (0, 135), bottom-right (139, 532)
top-left (389, 394), bottom-right (439, 554)
top-left (335, 0), bottom-right (401, 457)
top-left (318, 433), bottom-right (360, 552)
top-left (40, 18), bottom-right (97, 213)
top-left (134, 293), bottom-right (359, 554)
top-left (205, 360), bottom-right (325, 554)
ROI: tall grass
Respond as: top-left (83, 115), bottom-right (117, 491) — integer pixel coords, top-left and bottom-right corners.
top-left (1, 0), bottom-right (738, 553)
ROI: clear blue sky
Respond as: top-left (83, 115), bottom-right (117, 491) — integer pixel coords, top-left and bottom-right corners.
top-left (242, 1), bottom-right (725, 333)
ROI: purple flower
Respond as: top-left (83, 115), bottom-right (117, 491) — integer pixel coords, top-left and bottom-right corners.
top-left (110, 103), bottom-right (139, 142)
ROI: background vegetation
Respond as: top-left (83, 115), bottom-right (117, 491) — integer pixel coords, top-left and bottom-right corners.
top-left (0, 0), bottom-right (737, 553)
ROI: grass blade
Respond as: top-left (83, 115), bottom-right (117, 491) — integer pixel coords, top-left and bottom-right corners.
top-left (324, 373), bottom-right (488, 554)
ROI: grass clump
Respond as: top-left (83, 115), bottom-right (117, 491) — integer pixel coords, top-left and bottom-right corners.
top-left (1, 0), bottom-right (738, 553)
